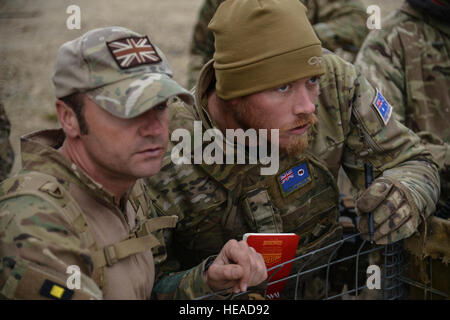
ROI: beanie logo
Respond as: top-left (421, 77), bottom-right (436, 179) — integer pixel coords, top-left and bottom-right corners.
top-left (307, 56), bottom-right (323, 67)
top-left (106, 36), bottom-right (162, 69)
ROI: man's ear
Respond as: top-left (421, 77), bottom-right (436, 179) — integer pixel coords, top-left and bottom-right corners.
top-left (55, 100), bottom-right (80, 138)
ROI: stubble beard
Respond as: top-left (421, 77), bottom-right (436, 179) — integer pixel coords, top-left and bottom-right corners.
top-left (230, 100), bottom-right (317, 156)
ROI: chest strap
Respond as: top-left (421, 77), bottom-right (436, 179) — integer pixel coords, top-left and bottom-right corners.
top-left (91, 216), bottom-right (178, 268)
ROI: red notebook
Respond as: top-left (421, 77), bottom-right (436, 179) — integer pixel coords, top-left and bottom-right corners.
top-left (243, 233), bottom-right (300, 300)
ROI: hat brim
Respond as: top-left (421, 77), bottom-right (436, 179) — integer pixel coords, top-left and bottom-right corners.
top-left (86, 73), bottom-right (193, 119)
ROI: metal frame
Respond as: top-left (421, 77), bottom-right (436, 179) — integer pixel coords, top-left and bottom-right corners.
top-left (195, 232), bottom-right (449, 300)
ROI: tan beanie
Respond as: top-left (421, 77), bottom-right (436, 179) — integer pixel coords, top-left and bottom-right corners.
top-left (209, 0), bottom-right (325, 100)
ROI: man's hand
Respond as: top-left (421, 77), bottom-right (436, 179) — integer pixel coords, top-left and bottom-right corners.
top-left (205, 239), bottom-right (267, 294)
top-left (356, 177), bottom-right (420, 244)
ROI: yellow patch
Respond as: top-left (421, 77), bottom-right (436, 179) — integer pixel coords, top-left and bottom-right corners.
top-left (50, 285), bottom-right (65, 299)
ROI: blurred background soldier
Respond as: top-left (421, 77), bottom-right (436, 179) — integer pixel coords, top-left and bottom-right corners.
top-left (356, 0), bottom-right (450, 299)
top-left (0, 101), bottom-right (14, 181)
top-left (186, 0), bottom-right (369, 89)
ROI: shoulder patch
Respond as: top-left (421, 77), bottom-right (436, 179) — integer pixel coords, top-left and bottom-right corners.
top-left (277, 162), bottom-right (312, 197)
top-left (372, 89), bottom-right (392, 125)
top-left (40, 279), bottom-right (74, 300)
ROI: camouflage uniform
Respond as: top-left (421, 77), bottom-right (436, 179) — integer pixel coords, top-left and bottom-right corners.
top-left (356, 0), bottom-right (450, 206)
top-left (146, 51), bottom-right (440, 299)
top-left (356, 0), bottom-right (450, 298)
top-left (187, 0), bottom-right (369, 88)
top-left (0, 101), bottom-right (14, 181)
top-left (0, 130), bottom-right (214, 300)
top-left (0, 27), bottom-right (213, 300)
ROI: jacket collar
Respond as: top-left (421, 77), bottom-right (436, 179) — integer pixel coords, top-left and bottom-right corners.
top-left (20, 129), bottom-right (127, 207)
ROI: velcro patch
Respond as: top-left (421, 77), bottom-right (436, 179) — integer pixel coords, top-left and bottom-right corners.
top-left (278, 162), bottom-right (312, 197)
top-left (372, 89), bottom-right (392, 125)
top-left (107, 36), bottom-right (162, 69)
top-left (39, 279), bottom-right (74, 300)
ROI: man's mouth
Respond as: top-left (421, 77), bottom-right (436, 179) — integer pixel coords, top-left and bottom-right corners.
top-left (289, 123), bottom-right (310, 135)
top-left (136, 146), bottom-right (164, 157)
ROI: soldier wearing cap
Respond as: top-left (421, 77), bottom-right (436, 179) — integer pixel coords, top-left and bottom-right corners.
top-left (186, 0), bottom-right (369, 89)
top-left (0, 26), bottom-right (267, 300)
top-left (145, 0), bottom-right (440, 299)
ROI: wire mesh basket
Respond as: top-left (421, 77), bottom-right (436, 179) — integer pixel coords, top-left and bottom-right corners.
top-left (195, 231), bottom-right (449, 300)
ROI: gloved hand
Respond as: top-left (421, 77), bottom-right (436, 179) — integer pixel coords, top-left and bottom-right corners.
top-left (356, 177), bottom-right (420, 244)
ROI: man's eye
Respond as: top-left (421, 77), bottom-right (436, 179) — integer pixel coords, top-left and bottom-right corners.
top-left (277, 84), bottom-right (291, 92)
top-left (155, 104), bottom-right (167, 111)
top-left (308, 76), bottom-right (319, 85)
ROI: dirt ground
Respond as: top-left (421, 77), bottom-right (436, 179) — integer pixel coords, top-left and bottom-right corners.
top-left (0, 0), bottom-right (401, 175)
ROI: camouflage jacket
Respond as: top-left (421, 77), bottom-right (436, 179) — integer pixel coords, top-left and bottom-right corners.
top-left (187, 0), bottom-right (369, 88)
top-left (355, 1), bottom-right (450, 202)
top-left (0, 101), bottom-right (14, 181)
top-left (0, 129), bottom-right (213, 300)
top-left (146, 51), bottom-right (440, 297)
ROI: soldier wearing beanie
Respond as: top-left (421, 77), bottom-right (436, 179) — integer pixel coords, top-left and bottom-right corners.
top-left (356, 0), bottom-right (450, 298)
top-left (0, 26), bottom-right (267, 300)
top-left (145, 0), bottom-right (440, 299)
top-left (186, 0), bottom-right (369, 89)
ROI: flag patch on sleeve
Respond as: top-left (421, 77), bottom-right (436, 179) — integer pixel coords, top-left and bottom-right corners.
top-left (372, 89), bottom-right (392, 125)
top-left (278, 162), bottom-right (312, 197)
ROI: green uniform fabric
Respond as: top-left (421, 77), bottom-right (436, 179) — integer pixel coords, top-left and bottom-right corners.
top-left (355, 0), bottom-right (450, 299)
top-left (0, 129), bottom-right (212, 300)
top-left (145, 51), bottom-right (440, 299)
top-left (0, 101), bottom-right (14, 181)
top-left (355, 1), bottom-right (450, 206)
top-left (187, 0), bottom-right (369, 88)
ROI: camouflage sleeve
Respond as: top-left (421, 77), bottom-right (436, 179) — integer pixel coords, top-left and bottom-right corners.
top-left (324, 54), bottom-right (440, 220)
top-left (311, 0), bottom-right (369, 61)
top-left (415, 133), bottom-right (450, 171)
top-left (0, 193), bottom-right (102, 299)
top-left (0, 102), bottom-right (14, 181)
top-left (144, 182), bottom-right (215, 300)
top-left (355, 21), bottom-right (407, 124)
top-left (153, 256), bottom-right (215, 300)
top-left (355, 13), bottom-right (449, 197)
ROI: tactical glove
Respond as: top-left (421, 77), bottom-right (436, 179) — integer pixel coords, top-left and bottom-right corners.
top-left (356, 177), bottom-right (421, 244)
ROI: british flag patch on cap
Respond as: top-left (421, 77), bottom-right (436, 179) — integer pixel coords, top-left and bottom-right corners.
top-left (278, 162), bottom-right (312, 197)
top-left (107, 36), bottom-right (162, 69)
top-left (372, 89), bottom-right (392, 125)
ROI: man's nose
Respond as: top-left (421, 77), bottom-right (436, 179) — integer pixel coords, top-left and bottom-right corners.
top-left (138, 110), bottom-right (165, 136)
top-left (292, 86), bottom-right (316, 115)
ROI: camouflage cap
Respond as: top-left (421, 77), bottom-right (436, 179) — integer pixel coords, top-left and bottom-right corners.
top-left (52, 26), bottom-right (193, 119)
